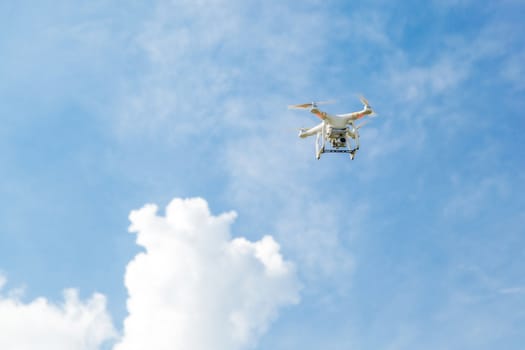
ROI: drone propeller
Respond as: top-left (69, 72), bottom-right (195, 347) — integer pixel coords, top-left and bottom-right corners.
top-left (288, 100), bottom-right (335, 110)
top-left (359, 95), bottom-right (370, 107)
top-left (358, 95), bottom-right (378, 117)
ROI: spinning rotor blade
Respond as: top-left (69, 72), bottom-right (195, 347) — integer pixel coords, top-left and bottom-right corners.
top-left (358, 95), bottom-right (378, 117)
top-left (288, 103), bottom-right (314, 109)
top-left (288, 100), bottom-right (335, 109)
top-left (359, 95), bottom-right (370, 107)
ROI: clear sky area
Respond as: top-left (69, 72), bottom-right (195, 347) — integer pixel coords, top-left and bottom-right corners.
top-left (1, 1), bottom-right (524, 349)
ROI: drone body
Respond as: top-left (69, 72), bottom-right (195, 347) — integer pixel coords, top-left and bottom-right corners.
top-left (289, 97), bottom-right (374, 160)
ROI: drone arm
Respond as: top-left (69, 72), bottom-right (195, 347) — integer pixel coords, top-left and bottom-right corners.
top-left (310, 108), bottom-right (328, 121)
top-left (298, 123), bottom-right (324, 138)
top-left (340, 106), bottom-right (373, 123)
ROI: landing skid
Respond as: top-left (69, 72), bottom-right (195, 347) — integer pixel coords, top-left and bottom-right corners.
top-left (322, 149), bottom-right (354, 153)
top-left (317, 147), bottom-right (359, 160)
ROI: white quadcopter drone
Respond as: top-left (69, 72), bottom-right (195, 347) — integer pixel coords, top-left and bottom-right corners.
top-left (289, 96), bottom-right (375, 160)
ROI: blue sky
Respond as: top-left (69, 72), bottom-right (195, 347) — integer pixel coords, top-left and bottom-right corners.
top-left (1, 0), bottom-right (524, 349)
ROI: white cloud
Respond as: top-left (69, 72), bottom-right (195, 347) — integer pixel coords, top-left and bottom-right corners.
top-left (0, 277), bottom-right (116, 350)
top-left (114, 197), bottom-right (300, 350)
top-left (0, 197), bottom-right (299, 350)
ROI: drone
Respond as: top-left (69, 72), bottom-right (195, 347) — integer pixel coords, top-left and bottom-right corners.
top-left (289, 96), bottom-right (375, 160)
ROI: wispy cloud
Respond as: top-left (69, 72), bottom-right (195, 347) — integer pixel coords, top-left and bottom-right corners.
top-left (443, 176), bottom-right (510, 219)
top-left (501, 50), bottom-right (525, 90)
top-left (499, 287), bottom-right (525, 295)
top-left (114, 0), bottom-right (329, 140)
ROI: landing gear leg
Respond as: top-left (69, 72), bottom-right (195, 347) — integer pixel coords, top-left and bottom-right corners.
top-left (348, 131), bottom-right (360, 160)
top-left (317, 146), bottom-right (325, 160)
top-left (315, 131), bottom-right (325, 160)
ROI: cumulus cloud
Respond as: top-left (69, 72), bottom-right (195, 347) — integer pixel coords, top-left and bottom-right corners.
top-left (0, 276), bottom-right (116, 350)
top-left (114, 197), bottom-right (300, 350)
